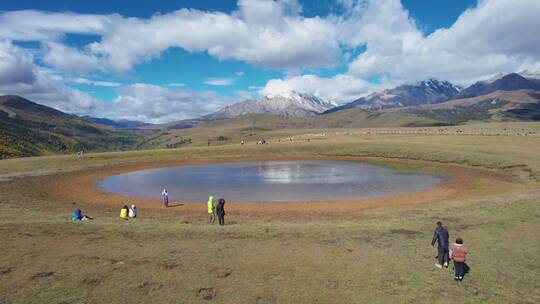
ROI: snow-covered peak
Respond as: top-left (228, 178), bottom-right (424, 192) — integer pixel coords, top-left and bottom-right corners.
top-left (519, 70), bottom-right (540, 80)
top-left (419, 78), bottom-right (461, 92)
top-left (262, 90), bottom-right (336, 109)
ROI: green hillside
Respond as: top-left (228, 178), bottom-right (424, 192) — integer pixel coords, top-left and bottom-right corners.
top-left (0, 95), bottom-right (141, 159)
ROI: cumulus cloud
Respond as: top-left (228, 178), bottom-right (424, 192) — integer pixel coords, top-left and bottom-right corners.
top-left (108, 83), bottom-right (231, 123)
top-left (0, 1), bottom-right (340, 73)
top-left (347, 0), bottom-right (540, 84)
top-left (42, 42), bottom-right (100, 73)
top-left (0, 39), bottom-right (36, 85)
top-left (262, 74), bottom-right (380, 103)
top-left (0, 10), bottom-right (117, 41)
top-left (87, 1), bottom-right (339, 73)
top-left (69, 77), bottom-right (121, 87)
top-left (263, 0), bottom-right (540, 99)
top-left (0, 40), bottom-right (102, 115)
top-left (204, 77), bottom-right (238, 86)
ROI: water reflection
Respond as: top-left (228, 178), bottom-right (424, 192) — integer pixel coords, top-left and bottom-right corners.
top-left (98, 160), bottom-right (443, 202)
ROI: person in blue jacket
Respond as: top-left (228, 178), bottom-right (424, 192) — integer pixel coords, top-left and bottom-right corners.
top-left (71, 208), bottom-right (92, 221)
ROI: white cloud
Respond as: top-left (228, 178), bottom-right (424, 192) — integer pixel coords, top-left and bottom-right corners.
top-left (204, 77), bottom-right (238, 86)
top-left (43, 42), bottom-right (100, 73)
top-left (0, 10), bottom-right (117, 41)
top-left (0, 1), bottom-right (340, 73)
top-left (0, 40), bottom-right (102, 115)
top-left (108, 83), bottom-right (231, 123)
top-left (261, 74), bottom-right (381, 103)
top-left (263, 0), bottom-right (540, 100)
top-left (70, 77), bottom-right (120, 87)
top-left (347, 0), bottom-right (540, 85)
top-left (0, 39), bottom-right (36, 85)
top-left (86, 2), bottom-right (340, 73)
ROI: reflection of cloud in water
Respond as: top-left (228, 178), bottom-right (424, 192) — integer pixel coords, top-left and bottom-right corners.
top-left (256, 162), bottom-right (355, 184)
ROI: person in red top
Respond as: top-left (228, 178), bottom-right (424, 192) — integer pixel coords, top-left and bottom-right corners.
top-left (450, 238), bottom-right (468, 281)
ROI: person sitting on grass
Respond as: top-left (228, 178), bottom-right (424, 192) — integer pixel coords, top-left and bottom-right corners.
top-left (120, 205), bottom-right (129, 219)
top-left (216, 198), bottom-right (226, 226)
top-left (431, 221), bottom-right (450, 268)
top-left (450, 238), bottom-right (468, 281)
top-left (71, 208), bottom-right (92, 221)
top-left (128, 204), bottom-right (137, 218)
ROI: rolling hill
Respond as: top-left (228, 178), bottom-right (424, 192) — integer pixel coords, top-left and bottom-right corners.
top-left (401, 90), bottom-right (540, 123)
top-left (139, 108), bottom-right (444, 148)
top-left (0, 95), bottom-right (141, 159)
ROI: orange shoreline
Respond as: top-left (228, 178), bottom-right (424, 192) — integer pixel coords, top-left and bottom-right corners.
top-left (32, 156), bottom-right (520, 219)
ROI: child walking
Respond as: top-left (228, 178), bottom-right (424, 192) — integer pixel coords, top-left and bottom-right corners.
top-left (450, 238), bottom-right (468, 281)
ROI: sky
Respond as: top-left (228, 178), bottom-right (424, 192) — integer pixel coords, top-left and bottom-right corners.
top-left (0, 0), bottom-right (539, 123)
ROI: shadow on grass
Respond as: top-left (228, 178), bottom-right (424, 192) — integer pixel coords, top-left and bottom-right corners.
top-left (463, 262), bottom-right (471, 278)
top-left (167, 203), bottom-right (184, 208)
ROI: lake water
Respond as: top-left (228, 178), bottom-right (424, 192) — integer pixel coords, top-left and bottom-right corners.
top-left (98, 160), bottom-right (444, 202)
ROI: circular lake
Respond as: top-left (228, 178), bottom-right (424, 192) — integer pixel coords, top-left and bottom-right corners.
top-left (98, 160), bottom-right (444, 202)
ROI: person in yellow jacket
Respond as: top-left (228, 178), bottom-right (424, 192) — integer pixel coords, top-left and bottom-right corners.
top-left (207, 196), bottom-right (216, 224)
top-left (120, 205), bottom-right (129, 219)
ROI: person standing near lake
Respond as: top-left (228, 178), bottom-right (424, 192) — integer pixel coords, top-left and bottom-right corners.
top-left (450, 238), bottom-right (468, 281)
top-left (207, 196), bottom-right (216, 224)
top-left (216, 198), bottom-right (226, 226)
top-left (431, 221), bottom-right (450, 268)
top-left (162, 189), bottom-right (169, 208)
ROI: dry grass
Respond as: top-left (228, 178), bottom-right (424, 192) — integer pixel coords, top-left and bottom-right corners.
top-left (1, 122), bottom-right (539, 303)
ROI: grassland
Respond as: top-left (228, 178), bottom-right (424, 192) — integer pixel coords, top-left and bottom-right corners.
top-left (1, 122), bottom-right (539, 303)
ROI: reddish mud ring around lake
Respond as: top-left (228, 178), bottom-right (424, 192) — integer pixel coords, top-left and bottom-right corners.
top-left (34, 156), bottom-right (521, 220)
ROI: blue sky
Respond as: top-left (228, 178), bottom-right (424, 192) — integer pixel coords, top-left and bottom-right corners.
top-left (0, 0), bottom-right (537, 122)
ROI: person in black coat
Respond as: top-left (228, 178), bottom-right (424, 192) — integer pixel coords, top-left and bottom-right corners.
top-left (216, 198), bottom-right (226, 226)
top-left (431, 221), bottom-right (450, 268)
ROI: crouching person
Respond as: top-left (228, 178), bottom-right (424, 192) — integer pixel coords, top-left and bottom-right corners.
top-left (120, 205), bottom-right (129, 219)
top-left (129, 204), bottom-right (137, 218)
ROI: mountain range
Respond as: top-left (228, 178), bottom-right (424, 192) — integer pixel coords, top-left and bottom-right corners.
top-left (1, 71), bottom-right (539, 158)
top-left (325, 79), bottom-right (461, 113)
top-left (81, 116), bottom-right (153, 129)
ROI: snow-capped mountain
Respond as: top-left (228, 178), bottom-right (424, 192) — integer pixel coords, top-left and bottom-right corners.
top-left (325, 79), bottom-right (460, 113)
top-left (204, 91), bottom-right (337, 119)
top-left (519, 70), bottom-right (540, 80)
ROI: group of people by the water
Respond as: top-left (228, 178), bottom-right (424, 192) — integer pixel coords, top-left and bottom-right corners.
top-left (163, 190), bottom-right (227, 225)
top-left (119, 204), bottom-right (137, 219)
top-left (207, 196), bottom-right (226, 226)
top-left (431, 221), bottom-right (469, 281)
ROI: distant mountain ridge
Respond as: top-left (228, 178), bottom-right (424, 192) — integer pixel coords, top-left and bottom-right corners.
top-left (82, 116), bottom-right (153, 129)
top-left (455, 73), bottom-right (540, 99)
top-left (205, 91), bottom-right (337, 119)
top-left (324, 72), bottom-right (540, 115)
top-left (326, 79), bottom-right (460, 113)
